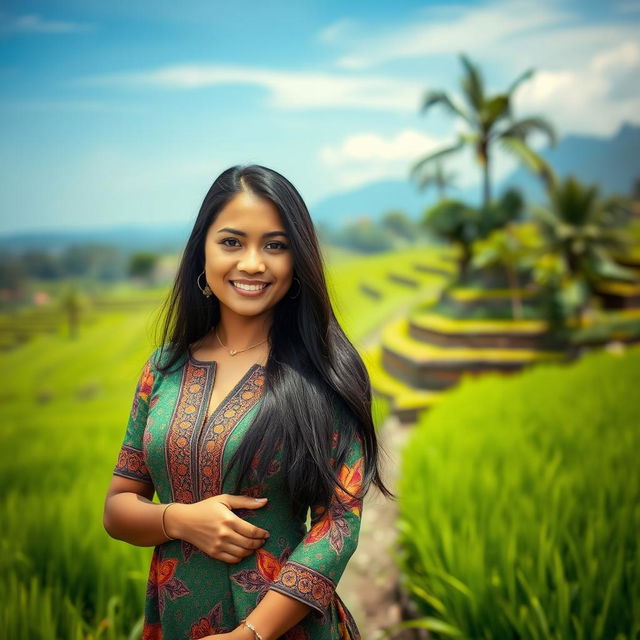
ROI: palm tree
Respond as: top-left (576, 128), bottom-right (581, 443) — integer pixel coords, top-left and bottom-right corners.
top-left (533, 175), bottom-right (635, 325)
top-left (421, 198), bottom-right (478, 282)
top-left (472, 222), bottom-right (542, 320)
top-left (410, 54), bottom-right (557, 209)
top-left (412, 160), bottom-right (457, 201)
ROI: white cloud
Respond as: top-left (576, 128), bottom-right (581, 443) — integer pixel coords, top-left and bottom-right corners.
top-left (322, 0), bottom-right (640, 137)
top-left (513, 41), bottom-right (640, 136)
top-left (76, 64), bottom-right (423, 113)
top-left (317, 19), bottom-right (356, 44)
top-left (319, 129), bottom-right (450, 189)
top-left (335, 0), bottom-right (572, 69)
top-left (1, 13), bottom-right (93, 34)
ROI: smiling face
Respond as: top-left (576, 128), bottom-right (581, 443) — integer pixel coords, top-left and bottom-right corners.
top-left (203, 190), bottom-right (295, 321)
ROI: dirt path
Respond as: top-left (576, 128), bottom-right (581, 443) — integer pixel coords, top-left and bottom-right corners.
top-left (338, 307), bottom-right (422, 640)
top-left (337, 412), bottom-right (415, 639)
top-left (335, 308), bottom-right (423, 639)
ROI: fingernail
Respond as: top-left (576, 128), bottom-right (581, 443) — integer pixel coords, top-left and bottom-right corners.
top-left (255, 497), bottom-right (267, 501)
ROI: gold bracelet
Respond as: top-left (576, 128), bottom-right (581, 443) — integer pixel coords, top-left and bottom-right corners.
top-left (161, 502), bottom-right (176, 541)
top-left (240, 618), bottom-right (264, 640)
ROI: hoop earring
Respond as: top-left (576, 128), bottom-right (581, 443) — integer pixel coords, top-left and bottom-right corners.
top-left (288, 276), bottom-right (301, 299)
top-left (197, 270), bottom-right (212, 297)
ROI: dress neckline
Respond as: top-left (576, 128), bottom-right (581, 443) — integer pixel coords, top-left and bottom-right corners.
top-left (187, 347), bottom-right (266, 369)
top-left (199, 361), bottom-right (265, 423)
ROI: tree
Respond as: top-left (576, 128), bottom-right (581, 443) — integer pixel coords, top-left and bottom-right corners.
top-left (532, 175), bottom-right (635, 325)
top-left (472, 222), bottom-right (541, 320)
top-left (60, 284), bottom-right (83, 340)
top-left (343, 217), bottom-right (394, 253)
top-left (421, 199), bottom-right (478, 281)
top-left (128, 251), bottom-right (159, 285)
top-left (422, 187), bottom-right (526, 284)
top-left (411, 54), bottom-right (557, 209)
top-left (381, 210), bottom-right (416, 243)
top-left (411, 160), bottom-right (457, 201)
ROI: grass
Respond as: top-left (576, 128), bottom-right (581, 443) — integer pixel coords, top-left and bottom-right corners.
top-left (394, 344), bottom-right (640, 639)
top-left (0, 245), bottom-right (449, 638)
top-left (325, 244), bottom-right (453, 343)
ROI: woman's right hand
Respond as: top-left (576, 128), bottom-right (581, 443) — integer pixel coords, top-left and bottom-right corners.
top-left (164, 495), bottom-right (270, 563)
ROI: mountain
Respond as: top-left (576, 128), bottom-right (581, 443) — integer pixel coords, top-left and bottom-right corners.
top-left (2, 123), bottom-right (637, 253)
top-left (0, 223), bottom-right (192, 255)
top-left (503, 122), bottom-right (640, 204)
top-left (309, 122), bottom-right (640, 226)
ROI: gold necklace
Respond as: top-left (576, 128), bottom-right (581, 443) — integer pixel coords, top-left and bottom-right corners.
top-left (215, 327), bottom-right (268, 357)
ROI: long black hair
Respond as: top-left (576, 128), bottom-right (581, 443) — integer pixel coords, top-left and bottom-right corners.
top-left (153, 164), bottom-right (393, 512)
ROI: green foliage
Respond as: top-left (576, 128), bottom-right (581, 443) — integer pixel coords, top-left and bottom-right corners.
top-left (128, 252), bottom-right (159, 280)
top-left (0, 245), bottom-right (451, 637)
top-left (325, 245), bottom-right (452, 342)
top-left (422, 188), bottom-right (527, 286)
top-left (0, 312), bottom-right (158, 638)
top-left (411, 160), bottom-right (457, 201)
top-left (531, 175), bottom-right (637, 327)
top-left (394, 345), bottom-right (640, 639)
top-left (411, 53), bottom-right (556, 207)
top-left (380, 210), bottom-right (416, 243)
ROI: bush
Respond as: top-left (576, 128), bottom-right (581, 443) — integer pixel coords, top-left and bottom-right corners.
top-left (396, 345), bottom-right (640, 639)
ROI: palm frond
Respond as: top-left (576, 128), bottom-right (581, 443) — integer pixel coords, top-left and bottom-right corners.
top-left (499, 136), bottom-right (556, 191)
top-left (500, 117), bottom-right (557, 146)
top-left (420, 90), bottom-right (471, 123)
top-left (459, 53), bottom-right (485, 113)
top-left (480, 95), bottom-right (510, 128)
top-left (507, 68), bottom-right (535, 96)
top-left (409, 139), bottom-right (466, 178)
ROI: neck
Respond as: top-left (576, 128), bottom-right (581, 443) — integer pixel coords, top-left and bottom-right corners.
top-left (216, 308), bottom-right (272, 350)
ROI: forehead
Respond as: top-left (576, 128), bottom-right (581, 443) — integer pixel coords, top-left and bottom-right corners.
top-left (214, 191), bottom-right (284, 229)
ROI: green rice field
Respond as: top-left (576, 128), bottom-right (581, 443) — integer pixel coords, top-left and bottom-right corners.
top-left (0, 244), bottom-right (444, 639)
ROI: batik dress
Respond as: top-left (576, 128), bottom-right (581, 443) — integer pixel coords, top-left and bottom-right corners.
top-left (112, 346), bottom-right (364, 640)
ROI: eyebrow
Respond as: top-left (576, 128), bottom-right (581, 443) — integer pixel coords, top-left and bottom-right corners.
top-left (216, 227), bottom-right (288, 238)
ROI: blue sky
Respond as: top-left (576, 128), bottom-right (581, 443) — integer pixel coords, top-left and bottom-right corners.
top-left (1, 0), bottom-right (639, 234)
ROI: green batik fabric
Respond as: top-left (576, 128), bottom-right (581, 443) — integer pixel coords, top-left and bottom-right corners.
top-left (112, 346), bottom-right (363, 640)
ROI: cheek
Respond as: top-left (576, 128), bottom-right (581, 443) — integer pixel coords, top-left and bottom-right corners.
top-left (205, 250), bottom-right (232, 274)
top-left (278, 259), bottom-right (294, 283)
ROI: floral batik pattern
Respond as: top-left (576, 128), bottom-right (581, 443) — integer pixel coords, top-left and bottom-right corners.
top-left (268, 429), bottom-right (365, 622)
top-left (112, 346), bottom-right (364, 639)
top-left (113, 357), bottom-right (156, 484)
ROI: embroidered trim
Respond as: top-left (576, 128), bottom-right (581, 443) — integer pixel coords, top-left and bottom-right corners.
top-left (199, 368), bottom-right (265, 499)
top-left (114, 444), bottom-right (153, 484)
top-left (166, 360), bottom-right (265, 504)
top-left (165, 363), bottom-right (205, 503)
top-left (270, 560), bottom-right (335, 615)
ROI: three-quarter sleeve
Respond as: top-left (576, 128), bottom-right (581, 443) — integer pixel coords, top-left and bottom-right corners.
top-left (112, 350), bottom-right (158, 485)
top-left (267, 424), bottom-right (365, 618)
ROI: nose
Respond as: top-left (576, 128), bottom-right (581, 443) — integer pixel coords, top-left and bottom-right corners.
top-left (237, 247), bottom-right (266, 274)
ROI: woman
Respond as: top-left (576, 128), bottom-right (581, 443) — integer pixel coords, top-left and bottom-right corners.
top-left (103, 164), bottom-right (393, 640)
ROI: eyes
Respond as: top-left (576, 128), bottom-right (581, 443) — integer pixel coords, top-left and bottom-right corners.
top-left (219, 237), bottom-right (288, 251)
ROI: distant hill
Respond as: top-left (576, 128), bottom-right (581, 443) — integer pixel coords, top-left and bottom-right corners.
top-left (309, 121), bottom-right (640, 225)
top-left (503, 122), bottom-right (640, 204)
top-left (0, 223), bottom-right (191, 255)
top-left (2, 123), bottom-right (637, 254)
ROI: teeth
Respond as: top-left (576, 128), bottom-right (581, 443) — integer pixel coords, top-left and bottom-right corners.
top-left (232, 281), bottom-right (268, 291)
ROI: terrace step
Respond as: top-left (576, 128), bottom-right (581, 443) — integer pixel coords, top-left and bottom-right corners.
top-left (408, 311), bottom-right (557, 349)
top-left (362, 345), bottom-right (443, 423)
top-left (381, 317), bottom-right (567, 390)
